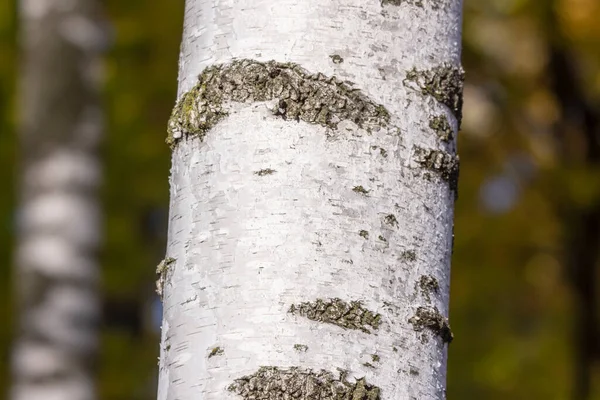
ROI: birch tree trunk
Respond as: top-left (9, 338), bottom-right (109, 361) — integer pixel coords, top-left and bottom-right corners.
top-left (12, 1), bottom-right (108, 399)
top-left (158, 1), bottom-right (463, 399)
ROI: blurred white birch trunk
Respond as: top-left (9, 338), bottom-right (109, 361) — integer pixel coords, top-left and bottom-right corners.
top-left (12, 1), bottom-right (108, 399)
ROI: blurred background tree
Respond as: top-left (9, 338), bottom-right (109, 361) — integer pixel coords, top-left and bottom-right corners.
top-left (11, 1), bottom-right (109, 399)
top-left (0, 0), bottom-right (599, 399)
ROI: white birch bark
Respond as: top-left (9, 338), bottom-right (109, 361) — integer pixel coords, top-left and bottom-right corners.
top-left (158, 1), bottom-right (463, 399)
top-left (12, 1), bottom-right (108, 399)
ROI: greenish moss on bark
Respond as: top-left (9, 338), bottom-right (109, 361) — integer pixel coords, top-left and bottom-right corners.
top-left (429, 114), bottom-right (453, 142)
top-left (405, 64), bottom-right (464, 125)
top-left (408, 306), bottom-right (453, 343)
top-left (359, 230), bottom-right (370, 239)
top-left (228, 367), bottom-right (380, 399)
top-left (413, 146), bottom-right (459, 193)
top-left (289, 298), bottom-right (381, 333)
top-left (167, 59), bottom-right (391, 148)
top-left (208, 346), bottom-right (224, 358)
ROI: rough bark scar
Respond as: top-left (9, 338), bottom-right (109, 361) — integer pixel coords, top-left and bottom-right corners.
top-left (228, 366), bottom-right (381, 399)
top-left (381, 0), bottom-right (445, 10)
top-left (429, 114), bottom-right (453, 142)
top-left (166, 59), bottom-right (390, 148)
top-left (417, 275), bottom-right (440, 303)
top-left (413, 146), bottom-right (459, 193)
top-left (404, 63), bottom-right (465, 126)
top-left (288, 298), bottom-right (382, 333)
top-left (155, 257), bottom-right (176, 299)
top-left (408, 306), bottom-right (453, 343)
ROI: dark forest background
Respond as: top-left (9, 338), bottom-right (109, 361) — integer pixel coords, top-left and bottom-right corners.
top-left (1, 0), bottom-right (600, 398)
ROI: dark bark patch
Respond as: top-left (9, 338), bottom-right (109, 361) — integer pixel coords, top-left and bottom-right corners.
top-left (404, 64), bottom-right (465, 125)
top-left (382, 0), bottom-right (445, 9)
top-left (293, 344), bottom-right (309, 352)
top-left (289, 298), bottom-right (381, 333)
top-left (399, 250), bottom-right (417, 262)
top-left (228, 366), bottom-right (380, 399)
top-left (429, 114), bottom-right (453, 142)
top-left (329, 54), bottom-right (344, 64)
top-left (167, 59), bottom-right (390, 148)
top-left (155, 257), bottom-right (176, 300)
top-left (408, 306), bottom-right (453, 343)
top-left (417, 275), bottom-right (440, 302)
top-left (413, 146), bottom-right (459, 193)
top-left (384, 213), bottom-right (398, 227)
top-left (255, 168), bottom-right (276, 176)
top-left (353, 185), bottom-right (370, 195)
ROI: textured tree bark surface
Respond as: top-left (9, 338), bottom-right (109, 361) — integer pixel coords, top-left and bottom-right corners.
top-left (13, 1), bottom-right (108, 399)
top-left (159, 1), bottom-right (463, 399)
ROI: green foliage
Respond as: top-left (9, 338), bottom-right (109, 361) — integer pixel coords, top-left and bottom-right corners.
top-left (449, 1), bottom-right (600, 398)
top-left (97, 1), bottom-right (184, 397)
top-left (0, 0), bottom-right (15, 393)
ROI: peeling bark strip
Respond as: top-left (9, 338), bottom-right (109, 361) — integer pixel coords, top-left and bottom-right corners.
top-left (408, 307), bottom-right (453, 343)
top-left (404, 64), bottom-right (465, 124)
top-left (166, 59), bottom-right (391, 147)
top-left (413, 146), bottom-right (459, 192)
top-left (289, 298), bottom-right (381, 333)
top-left (429, 115), bottom-right (453, 142)
top-left (228, 366), bottom-right (380, 399)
